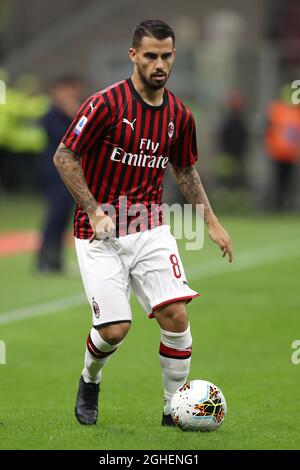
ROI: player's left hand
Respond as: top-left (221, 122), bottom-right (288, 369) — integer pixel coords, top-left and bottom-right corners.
top-left (207, 219), bottom-right (233, 263)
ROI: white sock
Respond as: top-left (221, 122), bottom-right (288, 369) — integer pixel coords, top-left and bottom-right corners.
top-left (82, 328), bottom-right (121, 384)
top-left (159, 326), bottom-right (192, 415)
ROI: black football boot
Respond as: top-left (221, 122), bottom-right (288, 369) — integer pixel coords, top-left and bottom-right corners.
top-left (75, 376), bottom-right (100, 425)
top-left (161, 413), bottom-right (175, 427)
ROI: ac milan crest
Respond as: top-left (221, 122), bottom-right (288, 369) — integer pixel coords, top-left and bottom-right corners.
top-left (92, 298), bottom-right (100, 318)
top-left (168, 121), bottom-right (175, 138)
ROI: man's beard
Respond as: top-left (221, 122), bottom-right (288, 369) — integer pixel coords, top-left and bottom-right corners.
top-left (137, 66), bottom-right (169, 90)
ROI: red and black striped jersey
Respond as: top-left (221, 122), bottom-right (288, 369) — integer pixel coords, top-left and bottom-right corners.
top-left (62, 78), bottom-right (198, 238)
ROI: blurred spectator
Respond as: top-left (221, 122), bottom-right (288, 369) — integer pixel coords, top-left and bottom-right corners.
top-left (0, 71), bottom-right (49, 192)
top-left (36, 76), bottom-right (83, 273)
top-left (216, 90), bottom-right (249, 189)
top-left (265, 83), bottom-right (300, 210)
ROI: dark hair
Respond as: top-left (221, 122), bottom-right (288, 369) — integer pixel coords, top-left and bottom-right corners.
top-left (132, 19), bottom-right (175, 48)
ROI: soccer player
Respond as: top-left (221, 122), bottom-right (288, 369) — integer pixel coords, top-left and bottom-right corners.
top-left (54, 19), bottom-right (233, 426)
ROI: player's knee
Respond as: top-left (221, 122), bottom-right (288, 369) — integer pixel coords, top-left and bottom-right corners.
top-left (155, 301), bottom-right (188, 332)
top-left (97, 321), bottom-right (131, 345)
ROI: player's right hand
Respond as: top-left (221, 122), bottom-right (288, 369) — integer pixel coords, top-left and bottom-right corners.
top-left (88, 211), bottom-right (116, 242)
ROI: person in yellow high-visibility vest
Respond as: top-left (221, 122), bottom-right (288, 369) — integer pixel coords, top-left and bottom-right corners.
top-left (0, 72), bottom-right (49, 191)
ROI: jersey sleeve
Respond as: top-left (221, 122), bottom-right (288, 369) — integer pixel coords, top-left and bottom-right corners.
top-left (169, 111), bottom-right (198, 167)
top-left (62, 94), bottom-right (110, 156)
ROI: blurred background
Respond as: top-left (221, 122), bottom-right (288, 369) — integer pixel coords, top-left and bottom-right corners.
top-left (1, 0), bottom-right (300, 211)
top-left (0, 0), bottom-right (300, 450)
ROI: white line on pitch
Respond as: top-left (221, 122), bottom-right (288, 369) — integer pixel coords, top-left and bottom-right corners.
top-left (0, 239), bottom-right (299, 325)
top-left (0, 294), bottom-right (85, 325)
top-left (187, 238), bottom-right (300, 280)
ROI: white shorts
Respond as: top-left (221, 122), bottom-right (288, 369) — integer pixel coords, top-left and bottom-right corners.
top-left (75, 225), bottom-right (199, 327)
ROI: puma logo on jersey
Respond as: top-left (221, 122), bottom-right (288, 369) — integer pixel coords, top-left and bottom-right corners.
top-left (123, 118), bottom-right (136, 131)
top-left (90, 102), bottom-right (97, 112)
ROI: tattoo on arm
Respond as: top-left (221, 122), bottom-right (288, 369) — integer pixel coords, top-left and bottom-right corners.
top-left (171, 164), bottom-right (216, 224)
top-left (53, 143), bottom-right (98, 214)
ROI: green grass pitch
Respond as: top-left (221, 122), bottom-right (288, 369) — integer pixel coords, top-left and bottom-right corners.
top-left (0, 197), bottom-right (300, 449)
